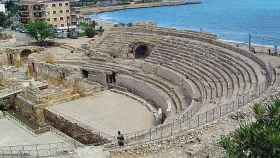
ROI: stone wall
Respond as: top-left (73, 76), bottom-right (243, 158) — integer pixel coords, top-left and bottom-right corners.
top-left (28, 60), bottom-right (81, 86)
top-left (0, 47), bottom-right (42, 67)
top-left (87, 69), bottom-right (108, 86)
top-left (141, 63), bottom-right (197, 105)
top-left (44, 110), bottom-right (109, 145)
top-left (14, 95), bottom-right (45, 126)
top-left (116, 74), bottom-right (173, 116)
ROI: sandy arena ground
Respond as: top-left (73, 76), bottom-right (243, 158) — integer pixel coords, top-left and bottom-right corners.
top-left (0, 118), bottom-right (66, 147)
top-left (48, 90), bottom-right (155, 136)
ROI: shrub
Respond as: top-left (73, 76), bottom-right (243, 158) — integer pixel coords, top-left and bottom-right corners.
top-left (26, 21), bottom-right (54, 45)
top-left (219, 100), bottom-right (280, 158)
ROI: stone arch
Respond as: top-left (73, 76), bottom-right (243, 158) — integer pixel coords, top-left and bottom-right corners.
top-left (131, 42), bottom-right (152, 59)
top-left (20, 49), bottom-right (32, 61)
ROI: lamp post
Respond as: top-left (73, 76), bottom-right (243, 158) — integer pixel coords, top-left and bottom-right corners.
top-left (248, 33), bottom-right (252, 51)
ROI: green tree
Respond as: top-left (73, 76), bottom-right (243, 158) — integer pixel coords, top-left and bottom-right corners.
top-left (80, 22), bottom-right (96, 38)
top-left (219, 100), bottom-right (280, 158)
top-left (6, 0), bottom-right (19, 16)
top-left (84, 27), bottom-right (96, 38)
top-left (26, 21), bottom-right (54, 45)
top-left (0, 12), bottom-right (12, 28)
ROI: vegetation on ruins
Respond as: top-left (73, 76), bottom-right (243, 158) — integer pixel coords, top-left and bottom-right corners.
top-left (26, 21), bottom-right (54, 45)
top-left (219, 100), bottom-right (280, 158)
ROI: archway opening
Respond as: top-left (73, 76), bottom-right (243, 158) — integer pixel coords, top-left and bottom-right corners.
top-left (82, 70), bottom-right (89, 78)
top-left (134, 45), bottom-right (150, 59)
top-left (20, 49), bottom-right (32, 62)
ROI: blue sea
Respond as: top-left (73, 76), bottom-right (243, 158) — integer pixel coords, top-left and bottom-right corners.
top-left (91, 0), bottom-right (280, 45)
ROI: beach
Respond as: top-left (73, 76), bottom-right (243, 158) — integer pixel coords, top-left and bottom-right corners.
top-left (80, 0), bottom-right (201, 15)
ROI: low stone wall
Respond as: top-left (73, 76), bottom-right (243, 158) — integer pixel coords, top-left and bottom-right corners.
top-left (14, 95), bottom-right (40, 125)
top-left (44, 110), bottom-right (109, 145)
top-left (116, 74), bottom-right (172, 115)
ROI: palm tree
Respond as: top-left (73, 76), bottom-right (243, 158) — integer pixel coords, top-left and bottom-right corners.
top-left (219, 99), bottom-right (280, 158)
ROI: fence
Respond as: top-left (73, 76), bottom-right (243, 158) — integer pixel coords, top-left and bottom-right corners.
top-left (0, 112), bottom-right (81, 158)
top-left (0, 86), bottom-right (22, 99)
top-left (0, 142), bottom-right (75, 158)
top-left (105, 80), bottom-right (271, 150)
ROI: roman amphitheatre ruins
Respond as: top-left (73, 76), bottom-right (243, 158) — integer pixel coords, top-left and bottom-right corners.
top-left (0, 23), bottom-right (279, 157)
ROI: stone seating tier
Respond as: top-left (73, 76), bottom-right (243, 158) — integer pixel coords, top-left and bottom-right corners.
top-left (82, 62), bottom-right (188, 114)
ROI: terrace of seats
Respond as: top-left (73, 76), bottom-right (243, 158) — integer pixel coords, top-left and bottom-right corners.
top-left (86, 25), bottom-right (270, 122)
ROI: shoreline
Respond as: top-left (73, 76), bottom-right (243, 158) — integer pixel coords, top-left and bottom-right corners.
top-left (80, 0), bottom-right (201, 15)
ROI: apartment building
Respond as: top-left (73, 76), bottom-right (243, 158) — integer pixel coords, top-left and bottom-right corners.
top-left (45, 0), bottom-right (71, 28)
top-left (19, 0), bottom-right (81, 30)
top-left (19, 0), bottom-right (45, 24)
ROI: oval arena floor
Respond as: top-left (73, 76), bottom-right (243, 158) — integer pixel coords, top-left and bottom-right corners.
top-left (47, 90), bottom-right (155, 136)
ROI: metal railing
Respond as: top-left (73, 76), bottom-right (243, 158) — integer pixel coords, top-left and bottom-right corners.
top-left (0, 86), bottom-right (22, 99)
top-left (0, 142), bottom-right (75, 158)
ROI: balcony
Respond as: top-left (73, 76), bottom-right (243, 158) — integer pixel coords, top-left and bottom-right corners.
top-left (33, 4), bottom-right (45, 11)
top-left (33, 12), bottom-right (46, 18)
top-left (20, 5), bottom-right (29, 11)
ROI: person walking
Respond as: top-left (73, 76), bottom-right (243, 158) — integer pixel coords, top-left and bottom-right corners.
top-left (117, 131), bottom-right (125, 147)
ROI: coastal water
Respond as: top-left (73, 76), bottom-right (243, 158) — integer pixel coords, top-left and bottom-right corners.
top-left (91, 0), bottom-right (280, 46)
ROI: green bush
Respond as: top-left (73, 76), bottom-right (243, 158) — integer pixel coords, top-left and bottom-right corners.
top-left (25, 21), bottom-right (54, 45)
top-left (219, 100), bottom-right (280, 158)
top-left (84, 27), bottom-right (96, 38)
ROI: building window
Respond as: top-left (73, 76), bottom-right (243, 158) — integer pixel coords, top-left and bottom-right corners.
top-left (47, 18), bottom-right (50, 21)
top-left (54, 25), bottom-right (57, 27)
top-left (52, 4), bottom-right (56, 7)
top-left (60, 10), bottom-right (63, 13)
top-left (60, 17), bottom-right (63, 21)
top-left (66, 10), bottom-right (69, 13)
top-left (54, 18), bottom-right (57, 21)
top-left (67, 16), bottom-right (70, 20)
top-left (61, 24), bottom-right (64, 27)
top-left (53, 11), bottom-right (56, 14)
top-left (65, 3), bottom-right (69, 6)
top-left (59, 3), bottom-right (62, 6)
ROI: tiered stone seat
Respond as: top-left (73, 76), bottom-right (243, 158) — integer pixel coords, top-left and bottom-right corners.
top-left (164, 38), bottom-right (257, 88)
top-left (116, 74), bottom-right (177, 117)
top-left (94, 31), bottom-right (158, 57)
top-left (82, 61), bottom-right (187, 116)
top-left (88, 25), bottom-right (272, 148)
top-left (133, 73), bottom-right (186, 112)
top-left (150, 49), bottom-right (221, 99)
top-left (89, 25), bottom-right (269, 120)
top-left (143, 36), bottom-right (266, 107)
